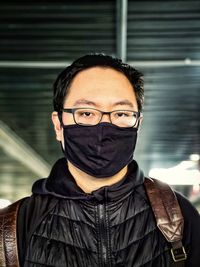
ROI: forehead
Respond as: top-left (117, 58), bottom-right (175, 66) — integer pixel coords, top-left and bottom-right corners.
top-left (64, 66), bottom-right (138, 109)
top-left (68, 66), bottom-right (134, 93)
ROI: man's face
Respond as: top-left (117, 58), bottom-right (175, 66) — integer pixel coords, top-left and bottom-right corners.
top-left (52, 66), bottom-right (138, 142)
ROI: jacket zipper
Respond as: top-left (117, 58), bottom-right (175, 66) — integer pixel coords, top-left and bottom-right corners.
top-left (97, 203), bottom-right (111, 267)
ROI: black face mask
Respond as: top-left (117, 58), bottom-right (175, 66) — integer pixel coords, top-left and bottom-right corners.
top-left (62, 122), bottom-right (138, 178)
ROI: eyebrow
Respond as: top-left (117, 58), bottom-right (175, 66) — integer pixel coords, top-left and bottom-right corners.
top-left (113, 100), bottom-right (134, 108)
top-left (73, 99), bottom-right (97, 107)
top-left (73, 99), bottom-right (135, 109)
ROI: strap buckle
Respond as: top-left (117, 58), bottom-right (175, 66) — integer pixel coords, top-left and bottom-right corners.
top-left (171, 246), bottom-right (187, 262)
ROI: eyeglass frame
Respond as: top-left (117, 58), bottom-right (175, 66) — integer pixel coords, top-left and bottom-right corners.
top-left (59, 107), bottom-right (142, 128)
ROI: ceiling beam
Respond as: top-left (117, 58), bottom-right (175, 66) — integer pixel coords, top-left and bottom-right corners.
top-left (0, 61), bottom-right (71, 68)
top-left (128, 59), bottom-right (200, 67)
top-left (116, 0), bottom-right (128, 62)
top-left (1, 59), bottom-right (200, 68)
top-left (0, 120), bottom-right (50, 177)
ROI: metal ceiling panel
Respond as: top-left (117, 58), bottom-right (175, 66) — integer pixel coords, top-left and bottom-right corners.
top-left (0, 1), bottom-right (115, 61)
top-left (136, 65), bottom-right (200, 173)
top-left (0, 67), bottom-right (62, 165)
top-left (127, 0), bottom-right (200, 60)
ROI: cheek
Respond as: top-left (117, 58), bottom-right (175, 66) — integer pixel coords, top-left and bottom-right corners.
top-left (62, 112), bottom-right (76, 125)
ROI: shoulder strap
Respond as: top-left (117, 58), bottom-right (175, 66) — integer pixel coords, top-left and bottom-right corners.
top-left (144, 177), bottom-right (187, 266)
top-left (0, 199), bottom-right (24, 267)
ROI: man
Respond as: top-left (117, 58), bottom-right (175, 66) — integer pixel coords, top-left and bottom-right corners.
top-left (2, 54), bottom-right (200, 266)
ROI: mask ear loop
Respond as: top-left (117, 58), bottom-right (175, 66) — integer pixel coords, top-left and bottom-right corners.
top-left (58, 111), bottom-right (65, 152)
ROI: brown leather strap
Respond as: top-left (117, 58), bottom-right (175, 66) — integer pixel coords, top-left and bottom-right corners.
top-left (0, 199), bottom-right (22, 267)
top-left (144, 178), bottom-right (184, 242)
top-left (144, 178), bottom-right (186, 266)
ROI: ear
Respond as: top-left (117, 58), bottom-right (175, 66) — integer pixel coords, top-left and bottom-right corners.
top-left (52, 111), bottom-right (63, 141)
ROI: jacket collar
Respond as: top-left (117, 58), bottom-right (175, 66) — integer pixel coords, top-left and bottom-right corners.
top-left (32, 157), bottom-right (144, 202)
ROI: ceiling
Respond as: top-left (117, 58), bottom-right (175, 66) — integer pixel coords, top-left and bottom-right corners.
top-left (0, 0), bottom-right (200, 202)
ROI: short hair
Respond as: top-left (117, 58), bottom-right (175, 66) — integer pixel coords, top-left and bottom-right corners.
top-left (53, 53), bottom-right (144, 112)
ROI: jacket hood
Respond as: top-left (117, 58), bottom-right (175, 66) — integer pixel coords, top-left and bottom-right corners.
top-left (32, 157), bottom-right (144, 202)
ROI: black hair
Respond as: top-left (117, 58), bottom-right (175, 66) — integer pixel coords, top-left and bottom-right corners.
top-left (53, 53), bottom-right (144, 112)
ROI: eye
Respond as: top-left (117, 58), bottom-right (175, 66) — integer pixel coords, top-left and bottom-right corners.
top-left (82, 112), bottom-right (92, 117)
top-left (76, 110), bottom-right (96, 118)
top-left (116, 112), bottom-right (130, 117)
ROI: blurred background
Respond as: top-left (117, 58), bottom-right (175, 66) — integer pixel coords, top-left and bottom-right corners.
top-left (0, 0), bottom-right (200, 211)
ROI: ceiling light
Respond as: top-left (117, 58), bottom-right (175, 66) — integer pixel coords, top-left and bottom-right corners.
top-left (190, 154), bottom-right (200, 161)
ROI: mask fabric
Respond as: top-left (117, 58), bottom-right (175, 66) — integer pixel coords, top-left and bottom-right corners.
top-left (62, 122), bottom-right (138, 178)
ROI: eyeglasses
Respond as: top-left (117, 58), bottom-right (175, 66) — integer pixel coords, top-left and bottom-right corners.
top-left (61, 107), bottom-right (142, 128)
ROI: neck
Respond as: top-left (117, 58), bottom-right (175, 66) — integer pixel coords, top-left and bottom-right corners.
top-left (67, 161), bottom-right (128, 193)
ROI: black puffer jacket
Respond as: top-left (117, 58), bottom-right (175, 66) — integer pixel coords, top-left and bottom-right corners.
top-left (17, 158), bottom-right (200, 267)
